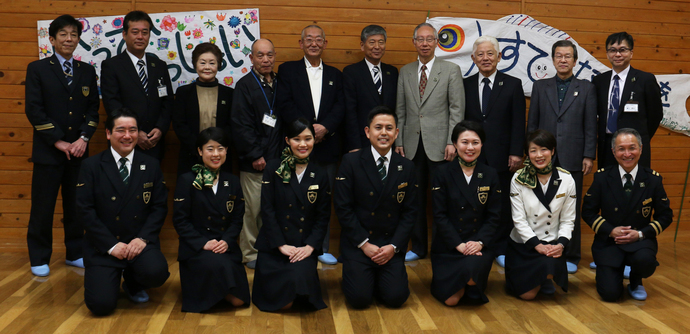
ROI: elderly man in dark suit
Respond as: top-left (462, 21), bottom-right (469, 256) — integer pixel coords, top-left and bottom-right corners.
top-left (101, 10), bottom-right (173, 161)
top-left (276, 24), bottom-right (345, 265)
top-left (527, 39), bottom-right (597, 273)
top-left (343, 25), bottom-right (398, 152)
top-left (24, 14), bottom-right (100, 277)
top-left (582, 128), bottom-right (672, 301)
top-left (335, 106), bottom-right (419, 309)
top-left (464, 35), bottom-right (525, 268)
top-left (77, 108), bottom-right (170, 316)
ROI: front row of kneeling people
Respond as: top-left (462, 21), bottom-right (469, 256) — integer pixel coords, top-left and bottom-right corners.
top-left (79, 106), bottom-right (672, 315)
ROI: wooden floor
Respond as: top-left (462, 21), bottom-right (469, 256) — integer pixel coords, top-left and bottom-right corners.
top-left (2, 233), bottom-right (690, 334)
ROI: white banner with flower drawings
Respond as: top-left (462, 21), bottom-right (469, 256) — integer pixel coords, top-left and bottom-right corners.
top-left (36, 8), bottom-right (260, 91)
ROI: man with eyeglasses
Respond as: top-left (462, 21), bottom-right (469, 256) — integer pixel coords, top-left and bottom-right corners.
top-left (527, 39), bottom-right (597, 274)
top-left (395, 22), bottom-right (465, 262)
top-left (276, 25), bottom-right (345, 265)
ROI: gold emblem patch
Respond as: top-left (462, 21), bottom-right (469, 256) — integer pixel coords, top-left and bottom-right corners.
top-left (143, 191), bottom-right (151, 204)
top-left (82, 86), bottom-right (90, 97)
top-left (478, 192), bottom-right (488, 204)
top-left (397, 191), bottom-right (405, 203)
top-left (227, 200), bottom-right (234, 213)
top-left (642, 206), bottom-right (651, 218)
top-left (307, 191), bottom-right (317, 203)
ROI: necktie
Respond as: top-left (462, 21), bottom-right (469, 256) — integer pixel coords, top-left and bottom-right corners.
top-left (481, 77), bottom-right (491, 115)
top-left (119, 157), bottom-right (129, 185)
top-left (624, 173), bottom-right (633, 199)
top-left (607, 75), bottom-right (620, 133)
top-left (419, 64), bottom-right (428, 100)
top-left (377, 156), bottom-right (387, 183)
top-left (373, 66), bottom-right (382, 95)
top-left (137, 59), bottom-right (148, 93)
top-left (64, 61), bottom-right (72, 85)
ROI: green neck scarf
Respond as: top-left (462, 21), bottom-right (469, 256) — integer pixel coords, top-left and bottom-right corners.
top-left (458, 156), bottom-right (477, 168)
top-left (192, 164), bottom-right (218, 190)
top-left (515, 158), bottom-right (553, 189)
top-left (276, 146), bottom-right (309, 183)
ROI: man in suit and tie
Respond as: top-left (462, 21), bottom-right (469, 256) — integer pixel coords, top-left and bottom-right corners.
top-left (464, 36), bottom-right (525, 268)
top-left (527, 40), bottom-right (597, 273)
top-left (77, 108), bottom-right (170, 315)
top-left (101, 10), bottom-right (174, 161)
top-left (343, 25), bottom-right (398, 152)
top-left (396, 23), bottom-right (465, 262)
top-left (276, 25), bottom-right (345, 265)
top-left (335, 106), bottom-right (419, 308)
top-left (582, 128), bottom-right (672, 301)
top-left (24, 14), bottom-right (100, 276)
top-left (593, 32), bottom-right (662, 170)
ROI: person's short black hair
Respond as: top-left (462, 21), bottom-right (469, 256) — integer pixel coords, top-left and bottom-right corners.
top-left (606, 32), bottom-right (634, 50)
top-left (196, 127), bottom-right (228, 149)
top-left (123, 10), bottom-right (153, 33)
top-left (285, 117), bottom-right (315, 138)
top-left (551, 40), bottom-right (578, 61)
top-left (192, 43), bottom-right (223, 69)
top-left (105, 108), bottom-right (139, 132)
top-left (611, 128), bottom-right (642, 149)
top-left (451, 120), bottom-right (485, 144)
top-left (361, 25), bottom-right (387, 42)
top-left (367, 106), bottom-right (398, 127)
top-left (525, 129), bottom-right (557, 152)
top-left (49, 14), bottom-right (82, 39)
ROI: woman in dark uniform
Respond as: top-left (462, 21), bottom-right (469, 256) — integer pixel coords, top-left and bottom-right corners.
top-left (506, 129), bottom-right (576, 300)
top-left (173, 42), bottom-right (233, 176)
top-left (252, 118), bottom-right (330, 312)
top-left (173, 127), bottom-right (249, 312)
top-left (430, 120), bottom-right (501, 305)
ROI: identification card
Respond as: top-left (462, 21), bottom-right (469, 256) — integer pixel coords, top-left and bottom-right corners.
top-left (624, 102), bottom-right (639, 112)
top-left (262, 113), bottom-right (277, 127)
top-left (157, 85), bottom-right (168, 97)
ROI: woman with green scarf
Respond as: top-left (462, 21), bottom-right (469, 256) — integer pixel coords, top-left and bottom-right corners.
top-left (172, 127), bottom-right (249, 312)
top-left (506, 129), bottom-right (576, 300)
top-left (252, 118), bottom-right (330, 312)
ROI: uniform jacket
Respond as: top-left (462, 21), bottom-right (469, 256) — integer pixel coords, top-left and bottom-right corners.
top-left (509, 168), bottom-right (577, 248)
top-left (255, 160), bottom-right (331, 255)
top-left (431, 161), bottom-right (501, 253)
top-left (276, 59), bottom-right (345, 163)
top-left (25, 55), bottom-right (100, 165)
top-left (527, 76), bottom-right (597, 171)
top-left (582, 165), bottom-right (673, 266)
top-left (173, 171), bottom-right (245, 262)
top-left (334, 149), bottom-right (419, 262)
top-left (343, 59), bottom-right (398, 150)
top-left (465, 71), bottom-right (525, 172)
top-left (395, 58), bottom-right (465, 161)
top-left (77, 150), bottom-right (168, 268)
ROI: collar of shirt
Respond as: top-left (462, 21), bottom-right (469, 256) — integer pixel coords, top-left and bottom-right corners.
top-left (252, 67), bottom-right (276, 86)
top-left (618, 164), bottom-right (639, 186)
top-left (127, 49), bottom-right (147, 75)
top-left (110, 146), bottom-right (135, 174)
top-left (55, 53), bottom-right (72, 68)
top-left (371, 146), bottom-right (392, 174)
top-left (304, 56), bottom-right (323, 71)
top-left (417, 56), bottom-right (436, 80)
top-left (478, 70), bottom-right (498, 89)
top-left (364, 58), bottom-right (381, 83)
top-left (556, 75), bottom-right (574, 85)
top-left (608, 65), bottom-right (630, 103)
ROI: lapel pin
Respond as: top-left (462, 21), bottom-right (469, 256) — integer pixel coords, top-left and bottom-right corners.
top-left (151, 62), bottom-right (156, 67)
top-left (398, 165), bottom-right (403, 171)
top-left (631, 77), bottom-right (636, 82)
top-left (224, 181), bottom-right (229, 186)
top-left (310, 172), bottom-right (315, 178)
top-left (221, 100), bottom-right (226, 105)
top-left (478, 173), bottom-right (483, 178)
top-left (50, 60), bottom-right (55, 64)
top-left (640, 182), bottom-right (645, 187)
top-left (499, 81), bottom-right (504, 86)
top-left (554, 180), bottom-right (559, 186)
top-left (434, 78), bottom-right (438, 82)
top-left (140, 164), bottom-right (146, 170)
top-left (329, 81), bottom-right (333, 85)
top-left (574, 91), bottom-right (579, 96)
top-left (386, 71), bottom-right (390, 75)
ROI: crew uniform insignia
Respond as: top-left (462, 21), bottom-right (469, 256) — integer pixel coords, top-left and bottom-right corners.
top-left (174, 198), bottom-right (185, 202)
top-left (224, 181), bottom-right (229, 187)
top-left (76, 183), bottom-right (85, 187)
top-left (143, 191), bottom-right (151, 204)
top-left (397, 191), bottom-right (405, 203)
top-left (144, 182), bottom-right (153, 188)
top-left (140, 165), bottom-right (146, 170)
top-left (398, 182), bottom-right (408, 189)
top-left (88, 121), bottom-right (98, 127)
top-left (82, 86), bottom-right (90, 97)
top-left (478, 173), bottom-right (483, 178)
top-left (431, 187), bottom-right (441, 191)
top-left (639, 182), bottom-right (645, 188)
top-left (642, 198), bottom-right (652, 205)
top-left (308, 185), bottom-right (319, 190)
top-left (308, 191), bottom-right (317, 203)
top-left (397, 165), bottom-right (403, 171)
top-left (642, 206), bottom-right (651, 218)
top-left (227, 200), bottom-right (234, 213)
top-left (479, 186), bottom-right (490, 192)
top-left (478, 192), bottom-right (488, 204)
top-left (262, 181), bottom-right (271, 184)
top-left (556, 193), bottom-right (565, 198)
top-left (510, 192), bottom-right (519, 197)
top-left (336, 177), bottom-right (346, 181)
top-left (310, 172), bottom-right (315, 178)
top-left (570, 195), bottom-right (577, 198)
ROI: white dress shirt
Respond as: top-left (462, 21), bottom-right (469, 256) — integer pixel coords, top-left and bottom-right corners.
top-left (365, 58), bottom-right (382, 90)
top-left (478, 70), bottom-right (498, 112)
top-left (417, 56), bottom-right (436, 85)
top-left (619, 164), bottom-right (639, 186)
top-left (304, 57), bottom-right (323, 118)
top-left (126, 49), bottom-right (147, 77)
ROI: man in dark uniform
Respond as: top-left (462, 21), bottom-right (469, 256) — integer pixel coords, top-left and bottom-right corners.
top-left (232, 38), bottom-right (282, 269)
top-left (101, 10), bottom-right (173, 161)
top-left (582, 128), bottom-right (672, 301)
top-left (77, 108), bottom-right (170, 315)
top-left (335, 106), bottom-right (419, 308)
top-left (25, 14), bottom-right (100, 276)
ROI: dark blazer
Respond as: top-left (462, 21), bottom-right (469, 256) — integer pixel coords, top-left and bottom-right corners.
top-left (343, 59), bottom-right (398, 151)
top-left (334, 149), bottom-right (419, 263)
top-left (172, 80), bottom-right (233, 174)
top-left (464, 71), bottom-right (525, 172)
top-left (527, 76), bottom-right (597, 171)
top-left (77, 150), bottom-right (168, 268)
top-left (276, 59), bottom-right (345, 163)
top-left (173, 171), bottom-right (244, 262)
top-left (593, 67), bottom-right (663, 167)
top-left (255, 160), bottom-right (331, 255)
top-left (431, 162), bottom-right (501, 254)
top-left (25, 55), bottom-right (100, 165)
top-left (101, 52), bottom-right (174, 159)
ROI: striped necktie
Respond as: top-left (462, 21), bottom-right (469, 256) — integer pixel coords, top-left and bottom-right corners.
top-left (419, 64), bottom-right (428, 100)
top-left (624, 173), bottom-right (633, 199)
top-left (64, 61), bottom-right (73, 85)
top-left (137, 59), bottom-right (148, 93)
top-left (377, 156), bottom-right (387, 183)
top-left (373, 66), bottom-right (382, 95)
top-left (607, 75), bottom-right (620, 133)
top-left (119, 157), bottom-right (129, 185)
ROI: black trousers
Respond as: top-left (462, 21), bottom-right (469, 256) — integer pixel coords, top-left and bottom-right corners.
top-left (341, 257), bottom-right (409, 309)
top-left (595, 248), bottom-right (657, 302)
top-left (313, 161), bottom-right (337, 254)
top-left (410, 137), bottom-right (445, 258)
top-left (84, 248), bottom-right (170, 316)
top-left (27, 162), bottom-right (83, 266)
top-left (565, 170), bottom-right (583, 265)
top-left (490, 170), bottom-right (514, 256)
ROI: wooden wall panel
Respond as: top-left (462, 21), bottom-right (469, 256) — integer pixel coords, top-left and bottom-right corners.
top-left (0, 0), bottom-right (689, 252)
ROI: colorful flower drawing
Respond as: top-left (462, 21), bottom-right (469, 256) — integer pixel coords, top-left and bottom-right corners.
top-left (160, 15), bottom-right (177, 32)
top-left (92, 24), bottom-right (102, 36)
top-left (186, 43), bottom-right (194, 50)
top-left (233, 28), bottom-right (240, 37)
top-left (230, 39), bottom-right (240, 49)
top-left (39, 45), bottom-right (51, 57)
top-left (209, 37), bottom-right (217, 44)
top-left (177, 22), bottom-right (187, 31)
top-left (90, 37), bottom-right (102, 48)
top-left (167, 51), bottom-right (177, 61)
top-left (223, 77), bottom-right (233, 86)
top-left (228, 16), bottom-right (241, 28)
top-left (193, 28), bottom-right (203, 39)
top-left (109, 38), bottom-right (116, 44)
top-left (38, 28), bottom-right (48, 38)
top-left (73, 55), bottom-right (81, 61)
top-left (184, 30), bottom-right (191, 37)
top-left (88, 60), bottom-right (98, 69)
top-left (78, 18), bottom-right (90, 32)
top-left (216, 13), bottom-right (226, 21)
top-left (248, 10), bottom-right (258, 23)
top-left (185, 16), bottom-right (195, 23)
top-left (157, 37), bottom-right (170, 50)
top-left (241, 46), bottom-right (251, 56)
top-left (241, 67), bottom-right (248, 74)
top-left (203, 19), bottom-right (216, 30)
top-left (112, 17), bottom-right (124, 29)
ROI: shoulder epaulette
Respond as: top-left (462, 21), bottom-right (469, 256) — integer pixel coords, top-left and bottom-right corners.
top-left (596, 168), bottom-right (605, 173)
top-left (651, 169), bottom-right (660, 177)
top-left (556, 167), bottom-right (570, 174)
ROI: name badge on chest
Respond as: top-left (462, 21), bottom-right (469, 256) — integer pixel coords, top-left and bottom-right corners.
top-left (262, 113), bottom-right (277, 127)
top-left (157, 83), bottom-right (168, 98)
top-left (624, 102), bottom-right (639, 112)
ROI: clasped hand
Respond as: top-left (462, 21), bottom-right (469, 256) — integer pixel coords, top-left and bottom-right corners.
top-left (279, 244), bottom-right (314, 263)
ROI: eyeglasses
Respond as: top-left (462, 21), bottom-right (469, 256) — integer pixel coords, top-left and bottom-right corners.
top-left (303, 38), bottom-right (324, 46)
top-left (414, 37), bottom-right (437, 44)
top-left (554, 54), bottom-right (573, 60)
top-left (607, 47), bottom-right (631, 54)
